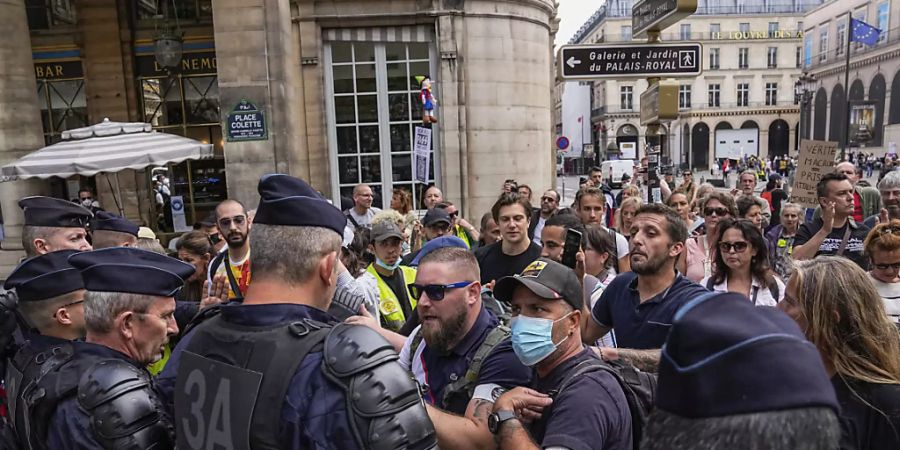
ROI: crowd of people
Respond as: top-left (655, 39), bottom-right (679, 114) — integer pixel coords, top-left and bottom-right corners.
top-left (0, 156), bottom-right (898, 449)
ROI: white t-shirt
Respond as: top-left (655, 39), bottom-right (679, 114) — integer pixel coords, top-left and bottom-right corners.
top-left (345, 206), bottom-right (381, 230)
top-left (870, 275), bottom-right (900, 323)
top-left (700, 275), bottom-right (784, 307)
top-left (532, 216), bottom-right (547, 245)
top-left (606, 227), bottom-right (630, 260)
top-left (589, 270), bottom-right (618, 348)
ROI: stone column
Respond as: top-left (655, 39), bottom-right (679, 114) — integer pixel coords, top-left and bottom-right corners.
top-left (0, 0), bottom-right (49, 259)
top-left (212, 0), bottom-right (308, 208)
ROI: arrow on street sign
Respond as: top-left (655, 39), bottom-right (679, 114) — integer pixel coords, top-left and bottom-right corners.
top-left (557, 42), bottom-right (702, 80)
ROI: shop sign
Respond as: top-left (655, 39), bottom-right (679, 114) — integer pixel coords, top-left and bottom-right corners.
top-left (711, 30), bottom-right (804, 40)
top-left (225, 100), bottom-right (268, 142)
top-left (34, 60), bottom-right (83, 80)
top-left (136, 51), bottom-right (217, 76)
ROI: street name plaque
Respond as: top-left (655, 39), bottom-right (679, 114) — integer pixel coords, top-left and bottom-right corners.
top-left (633, 0), bottom-right (698, 38)
top-left (640, 80), bottom-right (679, 125)
top-left (558, 43), bottom-right (702, 80)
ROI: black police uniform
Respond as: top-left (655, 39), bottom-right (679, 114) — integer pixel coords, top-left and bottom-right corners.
top-left (158, 174), bottom-right (437, 450)
top-left (21, 247), bottom-right (195, 450)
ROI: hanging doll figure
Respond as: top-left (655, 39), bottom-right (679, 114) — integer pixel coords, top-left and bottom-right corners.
top-left (419, 75), bottom-right (438, 124)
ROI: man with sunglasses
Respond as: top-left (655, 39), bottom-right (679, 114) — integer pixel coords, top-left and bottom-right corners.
top-left (794, 172), bottom-right (872, 270)
top-left (436, 201), bottom-right (479, 248)
top-left (528, 190), bottom-right (559, 245)
top-left (399, 247), bottom-right (531, 449)
top-left (208, 199), bottom-right (252, 300)
top-left (24, 247), bottom-right (194, 450)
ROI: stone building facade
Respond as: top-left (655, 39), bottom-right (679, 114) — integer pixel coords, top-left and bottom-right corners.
top-left (564, 0), bottom-right (822, 171)
top-left (0, 0), bottom-right (558, 271)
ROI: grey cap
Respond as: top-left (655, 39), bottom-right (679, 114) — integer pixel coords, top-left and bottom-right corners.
top-left (371, 221), bottom-right (404, 242)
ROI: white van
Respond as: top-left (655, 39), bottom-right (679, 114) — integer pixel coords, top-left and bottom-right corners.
top-left (601, 160), bottom-right (635, 188)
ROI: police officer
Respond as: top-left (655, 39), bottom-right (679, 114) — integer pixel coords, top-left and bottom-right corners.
top-left (158, 174), bottom-right (436, 449)
top-left (90, 211), bottom-right (139, 249)
top-left (22, 247), bottom-right (194, 449)
top-left (3, 250), bottom-right (87, 447)
top-left (19, 196), bottom-right (93, 257)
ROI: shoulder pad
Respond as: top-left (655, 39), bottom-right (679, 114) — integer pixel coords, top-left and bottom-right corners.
top-left (77, 359), bottom-right (174, 449)
top-left (181, 303), bottom-right (223, 337)
top-left (323, 323), bottom-right (398, 377)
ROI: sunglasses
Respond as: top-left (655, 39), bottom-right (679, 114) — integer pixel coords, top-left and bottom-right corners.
top-left (718, 241), bottom-right (749, 253)
top-left (541, 196), bottom-right (557, 202)
top-left (409, 281), bottom-right (474, 301)
top-left (873, 261), bottom-right (900, 270)
top-left (218, 215), bottom-right (246, 228)
top-left (704, 207), bottom-right (730, 217)
top-left (448, 212), bottom-right (458, 219)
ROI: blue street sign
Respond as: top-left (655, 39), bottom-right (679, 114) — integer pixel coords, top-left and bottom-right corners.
top-left (226, 99), bottom-right (268, 142)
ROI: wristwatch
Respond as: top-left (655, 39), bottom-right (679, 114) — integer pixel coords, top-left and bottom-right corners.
top-left (488, 410), bottom-right (517, 434)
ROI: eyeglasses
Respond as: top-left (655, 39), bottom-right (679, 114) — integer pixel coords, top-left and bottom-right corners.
top-left (409, 281), bottom-right (474, 301)
top-left (704, 207), bottom-right (730, 217)
top-left (218, 215), bottom-right (246, 228)
top-left (873, 261), bottom-right (900, 270)
top-left (718, 241), bottom-right (750, 253)
top-left (53, 299), bottom-right (84, 318)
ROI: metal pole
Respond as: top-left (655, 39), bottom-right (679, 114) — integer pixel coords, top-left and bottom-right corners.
top-left (842, 15), bottom-right (853, 160)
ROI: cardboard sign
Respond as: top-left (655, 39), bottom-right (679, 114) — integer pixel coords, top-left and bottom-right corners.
top-left (791, 139), bottom-right (839, 208)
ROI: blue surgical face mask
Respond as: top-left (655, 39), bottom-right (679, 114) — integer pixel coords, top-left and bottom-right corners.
top-left (511, 312), bottom-right (572, 367)
top-left (375, 257), bottom-right (401, 271)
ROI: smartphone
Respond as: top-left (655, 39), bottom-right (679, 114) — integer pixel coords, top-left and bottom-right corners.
top-left (561, 229), bottom-right (582, 269)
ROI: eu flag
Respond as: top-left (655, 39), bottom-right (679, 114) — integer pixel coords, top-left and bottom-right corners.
top-left (851, 18), bottom-right (881, 46)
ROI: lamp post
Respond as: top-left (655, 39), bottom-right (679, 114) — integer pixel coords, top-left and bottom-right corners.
top-left (794, 73), bottom-right (816, 150)
top-left (153, 1), bottom-right (183, 73)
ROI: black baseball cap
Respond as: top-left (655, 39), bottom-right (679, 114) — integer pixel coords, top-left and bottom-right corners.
top-left (423, 208), bottom-right (451, 227)
top-left (494, 258), bottom-right (583, 310)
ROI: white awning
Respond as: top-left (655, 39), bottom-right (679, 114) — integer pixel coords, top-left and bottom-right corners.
top-left (1, 118), bottom-right (214, 181)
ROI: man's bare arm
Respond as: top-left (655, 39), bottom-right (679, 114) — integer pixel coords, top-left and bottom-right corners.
top-left (595, 347), bottom-right (661, 372)
top-left (427, 399), bottom-right (497, 450)
top-left (581, 311), bottom-right (611, 345)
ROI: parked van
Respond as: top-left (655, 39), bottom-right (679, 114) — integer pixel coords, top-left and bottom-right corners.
top-left (601, 160), bottom-right (635, 188)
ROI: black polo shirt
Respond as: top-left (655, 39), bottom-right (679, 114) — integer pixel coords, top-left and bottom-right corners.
top-left (474, 241), bottom-right (543, 285)
top-left (592, 272), bottom-right (709, 349)
top-left (794, 218), bottom-right (871, 270)
top-left (400, 307), bottom-right (532, 414)
top-left (529, 347), bottom-right (632, 450)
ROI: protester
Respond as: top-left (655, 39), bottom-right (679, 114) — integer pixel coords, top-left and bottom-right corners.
top-left (575, 187), bottom-right (630, 272)
top-left (19, 196), bottom-right (92, 257)
top-left (399, 247), bottom-right (530, 448)
top-left (780, 257), bottom-right (900, 449)
top-left (584, 204), bottom-right (709, 371)
top-left (160, 174), bottom-right (437, 449)
top-left (702, 218), bottom-right (784, 305)
top-left (197, 212), bottom-right (225, 253)
top-left (832, 161), bottom-right (882, 223)
top-left (479, 211), bottom-right (502, 247)
top-left (614, 196), bottom-right (641, 240)
top-left (644, 292), bottom-right (841, 450)
top-left (90, 211), bottom-right (138, 249)
top-left (529, 189), bottom-right (559, 245)
top-left (583, 224), bottom-right (618, 307)
top-left (372, 209), bottom-right (410, 254)
top-left (423, 185), bottom-right (444, 209)
top-left (475, 193), bottom-right (543, 286)
top-left (675, 170), bottom-right (698, 204)
top-left (345, 183), bottom-right (381, 230)
top-left (366, 221), bottom-right (418, 332)
top-left (436, 201), bottom-right (479, 248)
top-left (517, 184), bottom-right (533, 206)
top-left (732, 170), bottom-right (771, 226)
top-left (208, 198), bottom-right (252, 299)
top-left (682, 192), bottom-right (737, 282)
top-left (37, 248), bottom-right (194, 449)
top-left (503, 179), bottom-right (518, 193)
top-left (691, 183), bottom-right (716, 217)
top-left (490, 258), bottom-right (632, 450)
top-left (863, 220), bottom-right (900, 324)
top-left (736, 195), bottom-right (765, 231)
top-left (539, 213), bottom-right (585, 263)
top-left (391, 187), bottom-right (418, 232)
top-left (760, 174), bottom-right (788, 226)
top-left (75, 187), bottom-right (102, 212)
top-left (794, 173), bottom-right (872, 270)
top-left (864, 170), bottom-right (900, 227)
top-left (666, 191), bottom-right (702, 234)
top-left (404, 207), bottom-right (453, 264)
top-left (765, 202), bottom-right (802, 280)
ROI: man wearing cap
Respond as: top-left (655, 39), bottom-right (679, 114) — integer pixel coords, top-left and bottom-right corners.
top-left (583, 204), bottom-right (709, 372)
top-left (399, 247), bottom-right (530, 449)
top-left (489, 258), bottom-right (632, 450)
top-left (208, 198), bottom-right (252, 300)
top-left (367, 221), bottom-right (418, 332)
top-left (19, 247), bottom-right (193, 449)
top-left (642, 292), bottom-right (841, 449)
top-left (435, 201), bottom-right (480, 248)
top-left (90, 211), bottom-right (138, 249)
top-left (19, 196), bottom-right (93, 257)
top-left (159, 174), bottom-right (436, 450)
top-left (403, 207), bottom-right (454, 265)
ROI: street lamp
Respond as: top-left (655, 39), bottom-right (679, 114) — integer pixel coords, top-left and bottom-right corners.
top-left (153, 1), bottom-right (183, 72)
top-left (794, 73), bottom-right (816, 146)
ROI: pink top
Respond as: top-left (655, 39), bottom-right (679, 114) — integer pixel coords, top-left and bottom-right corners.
top-left (685, 235), bottom-right (716, 283)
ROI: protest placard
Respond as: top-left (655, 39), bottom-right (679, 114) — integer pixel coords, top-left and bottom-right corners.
top-left (413, 126), bottom-right (432, 184)
top-left (790, 139), bottom-right (838, 208)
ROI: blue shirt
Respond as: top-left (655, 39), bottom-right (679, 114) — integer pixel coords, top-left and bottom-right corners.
top-left (158, 303), bottom-right (361, 450)
top-left (47, 342), bottom-right (152, 450)
top-left (591, 272), bottom-right (708, 349)
top-left (413, 307), bottom-right (531, 414)
top-left (530, 347), bottom-right (632, 450)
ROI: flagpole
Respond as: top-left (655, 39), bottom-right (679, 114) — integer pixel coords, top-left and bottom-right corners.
top-left (842, 15), bottom-right (853, 160)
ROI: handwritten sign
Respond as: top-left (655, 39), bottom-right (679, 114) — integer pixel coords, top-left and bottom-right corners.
top-left (413, 127), bottom-right (432, 184)
top-left (790, 139), bottom-right (838, 208)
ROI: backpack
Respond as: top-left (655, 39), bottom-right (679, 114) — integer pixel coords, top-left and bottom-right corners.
top-left (552, 357), bottom-right (657, 450)
top-left (209, 250), bottom-right (245, 302)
